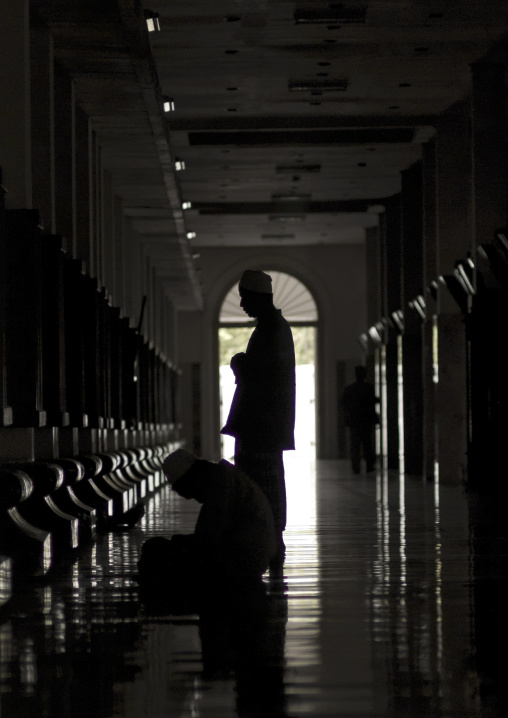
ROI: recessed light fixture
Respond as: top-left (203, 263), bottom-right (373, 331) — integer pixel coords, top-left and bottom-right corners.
top-left (175, 158), bottom-right (186, 171)
top-left (289, 78), bottom-right (349, 92)
top-left (272, 193), bottom-right (311, 201)
top-left (187, 231), bottom-right (196, 239)
top-left (276, 164), bottom-right (321, 173)
top-left (144, 10), bottom-right (161, 32)
top-left (269, 214), bottom-right (306, 222)
top-left (294, 7), bottom-right (366, 24)
top-left (261, 234), bottom-right (295, 240)
top-left (163, 96), bottom-right (175, 112)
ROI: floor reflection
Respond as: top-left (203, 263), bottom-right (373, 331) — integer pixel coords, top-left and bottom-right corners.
top-left (1, 461), bottom-right (508, 715)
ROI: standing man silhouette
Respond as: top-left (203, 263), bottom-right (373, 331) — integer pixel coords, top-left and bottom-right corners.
top-left (221, 270), bottom-right (296, 570)
top-left (341, 365), bottom-right (379, 474)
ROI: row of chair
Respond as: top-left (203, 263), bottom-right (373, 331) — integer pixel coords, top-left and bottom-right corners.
top-left (0, 442), bottom-right (178, 604)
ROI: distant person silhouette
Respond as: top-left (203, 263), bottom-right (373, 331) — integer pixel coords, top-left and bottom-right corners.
top-left (341, 365), bottom-right (379, 474)
top-left (221, 270), bottom-right (296, 570)
top-left (138, 449), bottom-right (277, 600)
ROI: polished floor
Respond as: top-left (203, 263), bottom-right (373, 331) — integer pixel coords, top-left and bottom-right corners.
top-left (1, 456), bottom-right (508, 717)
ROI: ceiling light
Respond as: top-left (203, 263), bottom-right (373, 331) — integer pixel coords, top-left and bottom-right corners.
top-left (144, 10), bottom-right (161, 32)
top-left (272, 193), bottom-right (311, 200)
top-left (182, 201), bottom-right (192, 210)
top-left (368, 326), bottom-right (382, 344)
top-left (496, 231), bottom-right (508, 252)
top-left (175, 158), bottom-right (186, 171)
top-left (358, 333), bottom-right (369, 350)
top-left (408, 295), bottom-right (426, 320)
top-left (269, 215), bottom-right (305, 222)
top-left (187, 231), bottom-right (196, 239)
top-left (289, 79), bottom-right (349, 92)
top-left (163, 96), bottom-right (175, 112)
top-left (294, 7), bottom-right (367, 24)
top-left (454, 261), bottom-right (475, 296)
top-left (391, 310), bottom-right (404, 332)
top-left (275, 165), bottom-right (321, 174)
top-left (261, 234), bottom-right (295, 240)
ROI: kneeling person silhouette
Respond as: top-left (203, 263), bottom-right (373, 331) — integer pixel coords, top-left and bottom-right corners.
top-left (138, 449), bottom-right (277, 604)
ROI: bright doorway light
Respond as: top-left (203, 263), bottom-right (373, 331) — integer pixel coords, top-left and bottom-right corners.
top-left (219, 326), bottom-right (316, 460)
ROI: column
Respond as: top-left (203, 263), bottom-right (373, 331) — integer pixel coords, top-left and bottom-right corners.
top-left (422, 139), bottom-right (438, 480)
top-left (0, 0), bottom-right (32, 209)
top-left (401, 161), bottom-right (424, 476)
top-left (53, 64), bottom-right (73, 247)
top-left (435, 98), bottom-right (472, 483)
top-left (0, 176), bottom-right (12, 427)
top-left (383, 195), bottom-right (402, 470)
top-left (74, 104), bottom-right (91, 268)
top-left (30, 26), bottom-right (54, 231)
top-left (468, 62), bottom-right (508, 483)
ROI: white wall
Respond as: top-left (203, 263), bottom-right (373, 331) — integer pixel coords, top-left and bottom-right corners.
top-left (177, 243), bottom-right (367, 460)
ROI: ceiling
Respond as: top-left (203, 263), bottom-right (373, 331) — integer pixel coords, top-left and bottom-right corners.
top-left (35, 1), bottom-right (508, 309)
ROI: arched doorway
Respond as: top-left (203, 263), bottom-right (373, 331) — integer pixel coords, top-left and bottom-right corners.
top-left (218, 271), bottom-right (318, 461)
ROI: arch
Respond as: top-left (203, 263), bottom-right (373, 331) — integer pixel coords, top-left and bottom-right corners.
top-left (205, 250), bottom-right (330, 334)
top-left (219, 271), bottom-right (318, 324)
top-left (198, 246), bottom-right (363, 462)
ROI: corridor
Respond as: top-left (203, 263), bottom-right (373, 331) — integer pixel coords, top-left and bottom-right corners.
top-left (0, 457), bottom-right (505, 718)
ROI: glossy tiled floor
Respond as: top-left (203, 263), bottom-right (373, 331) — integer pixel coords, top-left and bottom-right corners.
top-left (2, 456), bottom-right (508, 717)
